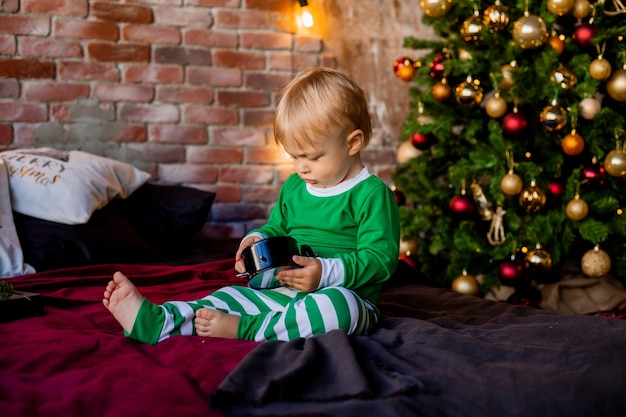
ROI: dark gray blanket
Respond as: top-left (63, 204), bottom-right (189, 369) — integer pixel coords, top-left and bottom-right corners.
top-left (211, 284), bottom-right (626, 417)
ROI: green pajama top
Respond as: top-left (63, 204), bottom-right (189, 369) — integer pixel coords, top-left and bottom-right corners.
top-left (250, 167), bottom-right (400, 304)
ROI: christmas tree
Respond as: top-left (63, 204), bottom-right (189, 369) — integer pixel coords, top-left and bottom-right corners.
top-left (391, 0), bottom-right (626, 299)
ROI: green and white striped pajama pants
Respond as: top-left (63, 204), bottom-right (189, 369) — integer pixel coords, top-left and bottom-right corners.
top-left (127, 285), bottom-right (379, 344)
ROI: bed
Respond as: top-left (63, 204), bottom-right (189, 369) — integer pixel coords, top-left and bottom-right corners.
top-left (2, 149), bottom-right (626, 417)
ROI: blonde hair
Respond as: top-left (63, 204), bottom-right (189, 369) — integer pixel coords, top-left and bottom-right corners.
top-left (274, 67), bottom-right (372, 149)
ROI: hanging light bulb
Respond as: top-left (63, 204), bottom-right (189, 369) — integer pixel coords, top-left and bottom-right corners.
top-left (298, 0), bottom-right (314, 28)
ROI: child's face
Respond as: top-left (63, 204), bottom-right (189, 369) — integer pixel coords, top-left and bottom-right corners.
top-left (282, 127), bottom-right (363, 189)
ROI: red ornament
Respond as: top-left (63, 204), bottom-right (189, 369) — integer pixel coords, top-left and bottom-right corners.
top-left (581, 159), bottom-right (607, 186)
top-left (429, 52), bottom-right (447, 79)
top-left (449, 194), bottom-right (476, 219)
top-left (502, 112), bottom-right (527, 137)
top-left (547, 179), bottom-right (566, 197)
top-left (572, 23), bottom-right (597, 47)
top-left (393, 188), bottom-right (406, 206)
top-left (410, 132), bottom-right (436, 150)
top-left (498, 259), bottom-right (525, 284)
top-left (394, 57), bottom-right (417, 82)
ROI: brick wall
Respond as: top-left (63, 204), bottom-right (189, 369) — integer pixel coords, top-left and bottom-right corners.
top-left (0, 0), bottom-right (409, 240)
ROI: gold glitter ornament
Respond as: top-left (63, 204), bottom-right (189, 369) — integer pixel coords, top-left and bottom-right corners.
top-left (590, 57), bottom-right (612, 80)
top-left (607, 68), bottom-right (626, 102)
top-left (512, 13), bottom-right (548, 49)
top-left (566, 194), bottom-right (589, 221)
top-left (581, 245), bottom-right (612, 277)
top-left (486, 92), bottom-right (507, 118)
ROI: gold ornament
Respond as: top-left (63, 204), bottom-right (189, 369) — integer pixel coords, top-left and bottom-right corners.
top-left (512, 13), bottom-right (548, 49)
top-left (396, 140), bottom-right (423, 164)
top-left (460, 11), bottom-right (484, 43)
top-left (573, 0), bottom-right (592, 18)
top-left (604, 148), bottom-right (626, 177)
top-left (455, 76), bottom-right (483, 107)
top-left (607, 68), bottom-right (626, 102)
top-left (486, 92), bottom-right (507, 118)
top-left (562, 130), bottom-right (585, 155)
top-left (501, 170), bottom-right (523, 195)
top-left (540, 101), bottom-right (568, 131)
top-left (483, 0), bottom-right (510, 32)
top-left (581, 245), bottom-right (612, 277)
top-left (500, 62), bottom-right (516, 91)
top-left (399, 238), bottom-right (419, 257)
top-left (420, 0), bottom-right (453, 17)
top-left (525, 243), bottom-right (553, 275)
top-left (452, 270), bottom-right (480, 296)
top-left (519, 180), bottom-right (546, 213)
top-left (566, 194), bottom-right (589, 221)
top-left (590, 57), bottom-right (612, 80)
top-left (579, 97), bottom-right (601, 120)
top-left (550, 66), bottom-right (577, 89)
top-left (547, 0), bottom-right (575, 16)
top-left (432, 78), bottom-right (452, 102)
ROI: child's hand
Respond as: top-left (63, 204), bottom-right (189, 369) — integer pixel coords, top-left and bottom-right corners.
top-left (234, 236), bottom-right (262, 274)
top-left (275, 255), bottom-right (322, 292)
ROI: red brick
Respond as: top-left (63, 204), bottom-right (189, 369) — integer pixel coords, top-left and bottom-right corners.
top-left (153, 6), bottom-right (213, 27)
top-left (94, 84), bottom-right (154, 102)
top-left (58, 61), bottom-right (120, 81)
top-left (212, 50), bottom-right (265, 69)
top-left (186, 0), bottom-right (241, 7)
top-left (156, 86), bottom-right (214, 104)
top-left (321, 53), bottom-right (338, 68)
top-left (362, 148), bottom-right (396, 166)
top-left (0, 0), bottom-right (18, 13)
top-left (211, 202), bottom-right (268, 221)
top-left (20, 37), bottom-right (83, 58)
top-left (154, 46), bottom-right (212, 66)
top-left (122, 25), bottom-right (180, 44)
top-left (186, 146), bottom-right (243, 164)
top-left (123, 65), bottom-right (183, 84)
top-left (54, 19), bottom-right (118, 41)
top-left (130, 0), bottom-right (181, 5)
top-left (245, 144), bottom-right (289, 164)
top-left (184, 29), bottom-right (238, 48)
top-left (241, 32), bottom-right (292, 50)
top-left (0, 103), bottom-right (47, 122)
top-left (50, 104), bottom-right (69, 122)
top-left (242, 110), bottom-right (274, 127)
top-left (187, 67), bottom-right (241, 87)
top-left (158, 163), bottom-right (218, 184)
top-left (241, 185), bottom-right (280, 203)
top-left (91, 2), bottom-right (153, 23)
top-left (219, 166), bottom-right (274, 184)
top-left (0, 124), bottom-right (12, 144)
top-left (273, 12), bottom-right (296, 33)
top-left (120, 103), bottom-right (179, 123)
top-left (0, 16), bottom-right (50, 36)
top-left (217, 90), bottom-right (270, 107)
top-left (13, 123), bottom-right (39, 145)
top-left (277, 165), bottom-right (295, 183)
top-left (115, 125), bottom-right (147, 142)
top-left (0, 35), bottom-right (16, 55)
top-left (23, 0), bottom-right (88, 16)
top-left (149, 125), bottom-right (208, 144)
top-left (212, 128), bottom-right (266, 146)
top-left (246, 0), bottom-right (290, 13)
top-left (87, 42), bottom-right (150, 62)
top-left (268, 52), bottom-right (319, 71)
top-left (245, 72), bottom-right (293, 90)
top-left (214, 10), bottom-right (270, 29)
top-left (0, 58), bottom-right (55, 79)
top-left (0, 79), bottom-right (19, 98)
top-left (24, 82), bottom-right (89, 101)
top-left (203, 184), bottom-right (240, 203)
top-left (184, 106), bottom-right (238, 125)
top-left (295, 36), bottom-right (323, 52)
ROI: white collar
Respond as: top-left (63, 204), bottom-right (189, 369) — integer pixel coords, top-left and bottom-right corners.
top-left (306, 166), bottom-right (372, 197)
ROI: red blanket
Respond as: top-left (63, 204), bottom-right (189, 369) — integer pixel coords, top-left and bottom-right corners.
top-left (1, 260), bottom-right (259, 417)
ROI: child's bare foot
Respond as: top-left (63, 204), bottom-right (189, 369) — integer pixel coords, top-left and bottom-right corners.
top-left (195, 308), bottom-right (240, 339)
top-left (102, 271), bottom-right (144, 334)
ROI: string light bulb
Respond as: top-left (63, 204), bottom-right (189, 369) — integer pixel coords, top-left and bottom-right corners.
top-left (298, 0), bottom-right (314, 28)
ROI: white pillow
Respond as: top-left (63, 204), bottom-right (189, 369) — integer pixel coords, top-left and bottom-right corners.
top-left (0, 148), bottom-right (150, 225)
top-left (0, 159), bottom-right (36, 278)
